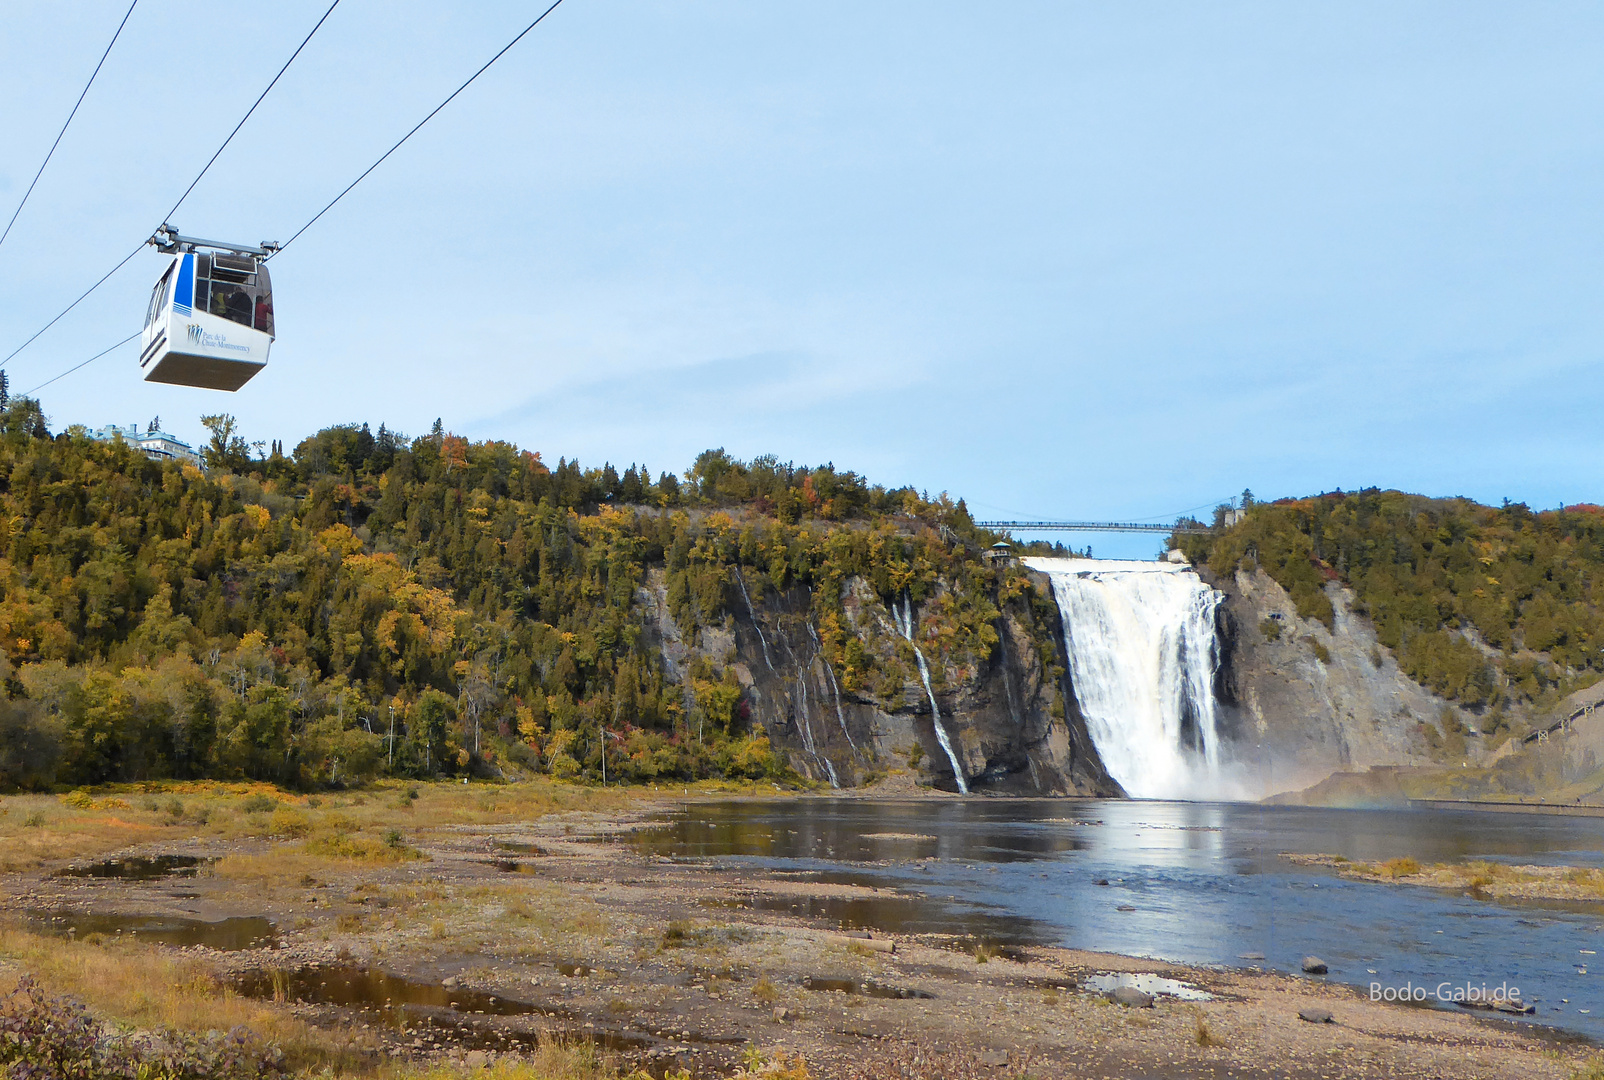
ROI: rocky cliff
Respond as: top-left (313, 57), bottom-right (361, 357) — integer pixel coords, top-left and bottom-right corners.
top-left (1196, 563), bottom-right (1604, 804)
top-left (636, 566), bottom-right (1118, 795)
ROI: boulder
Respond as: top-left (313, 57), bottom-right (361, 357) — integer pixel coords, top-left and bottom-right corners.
top-left (1109, 986), bottom-right (1154, 1008)
top-left (1298, 1008), bottom-right (1334, 1024)
top-left (975, 1049), bottom-right (1009, 1068)
top-left (1301, 956), bottom-right (1328, 975)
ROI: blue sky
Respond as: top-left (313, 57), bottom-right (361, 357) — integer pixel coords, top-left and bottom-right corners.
top-left (2, 2), bottom-right (1600, 558)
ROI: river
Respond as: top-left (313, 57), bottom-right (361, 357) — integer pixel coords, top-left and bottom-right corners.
top-left (630, 797), bottom-right (1604, 1037)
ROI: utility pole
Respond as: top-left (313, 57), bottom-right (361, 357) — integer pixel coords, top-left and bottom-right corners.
top-left (388, 706), bottom-right (395, 768)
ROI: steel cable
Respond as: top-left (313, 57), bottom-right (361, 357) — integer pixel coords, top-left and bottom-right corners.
top-left (0, 0), bottom-right (140, 252)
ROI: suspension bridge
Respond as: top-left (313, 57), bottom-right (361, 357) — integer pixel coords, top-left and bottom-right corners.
top-left (974, 520), bottom-right (1213, 535)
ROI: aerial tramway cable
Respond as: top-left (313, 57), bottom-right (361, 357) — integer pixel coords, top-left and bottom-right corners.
top-left (21, 0), bottom-right (569, 393)
top-left (23, 332), bottom-right (139, 397)
top-left (0, 0), bottom-right (343, 373)
top-left (0, 0), bottom-right (140, 253)
top-left (270, 0), bottom-right (567, 258)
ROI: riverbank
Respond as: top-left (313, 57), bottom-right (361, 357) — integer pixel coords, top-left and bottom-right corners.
top-left (0, 783), bottom-right (1597, 1079)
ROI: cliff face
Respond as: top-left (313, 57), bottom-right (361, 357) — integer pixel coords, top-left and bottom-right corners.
top-left (1206, 565), bottom-right (1497, 798)
top-left (636, 568), bottom-right (1118, 795)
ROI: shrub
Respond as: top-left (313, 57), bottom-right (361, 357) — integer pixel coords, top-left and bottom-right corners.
top-left (239, 794), bottom-right (277, 814)
top-left (1258, 618), bottom-right (1282, 643)
top-left (268, 808), bottom-right (311, 838)
top-left (302, 832), bottom-right (424, 863)
top-left (0, 975), bottom-right (284, 1080)
top-left (1382, 857), bottom-right (1420, 878)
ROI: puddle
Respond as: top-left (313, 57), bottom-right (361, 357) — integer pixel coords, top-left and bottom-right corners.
top-left (555, 963), bottom-right (593, 978)
top-left (235, 965), bottom-right (540, 1016)
top-left (720, 891), bottom-right (1042, 943)
top-left (496, 842), bottom-right (548, 856)
top-left (29, 911), bottom-right (277, 950)
top-left (235, 964), bottom-right (735, 1073)
top-left (1082, 973), bottom-right (1211, 1002)
top-left (56, 855), bottom-right (210, 880)
top-left (801, 976), bottom-right (934, 1000)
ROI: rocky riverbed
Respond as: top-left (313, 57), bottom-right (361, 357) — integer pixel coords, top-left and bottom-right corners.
top-left (2, 791), bottom-right (1595, 1080)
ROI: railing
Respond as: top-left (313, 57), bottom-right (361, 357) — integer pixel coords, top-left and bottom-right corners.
top-left (974, 520), bottom-right (1212, 535)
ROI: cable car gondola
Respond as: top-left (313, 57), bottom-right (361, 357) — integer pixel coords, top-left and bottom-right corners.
top-left (139, 224), bottom-right (278, 391)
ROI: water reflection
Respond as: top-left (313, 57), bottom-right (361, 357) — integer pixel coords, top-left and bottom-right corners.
top-left (56, 855), bottom-right (210, 880)
top-left (28, 910), bottom-right (277, 950)
top-left (633, 798), bottom-right (1604, 1037)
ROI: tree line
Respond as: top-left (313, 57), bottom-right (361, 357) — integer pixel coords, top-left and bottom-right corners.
top-left (0, 399), bottom-right (1015, 790)
top-left (1177, 488), bottom-right (1604, 731)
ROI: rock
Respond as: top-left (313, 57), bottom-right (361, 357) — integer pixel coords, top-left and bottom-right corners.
top-left (441, 976), bottom-right (460, 989)
top-left (1095, 879), bottom-right (1110, 886)
top-left (772, 1007), bottom-right (791, 1022)
top-left (1298, 1008), bottom-right (1334, 1024)
top-left (828, 934), bottom-right (895, 953)
top-left (464, 1050), bottom-right (488, 1069)
top-left (975, 1049), bottom-right (1009, 1067)
top-left (1459, 999), bottom-right (1536, 1015)
top-left (1237, 952), bottom-right (1265, 960)
top-left (1116, 904), bottom-right (1136, 912)
top-left (1301, 956), bottom-right (1328, 975)
top-left (1109, 987), bottom-right (1154, 1008)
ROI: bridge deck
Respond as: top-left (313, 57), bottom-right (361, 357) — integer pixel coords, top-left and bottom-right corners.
top-left (975, 520), bottom-right (1211, 535)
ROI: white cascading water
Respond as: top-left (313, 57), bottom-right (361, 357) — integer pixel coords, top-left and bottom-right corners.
top-left (1024, 558), bottom-right (1245, 801)
top-left (894, 595), bottom-right (969, 795)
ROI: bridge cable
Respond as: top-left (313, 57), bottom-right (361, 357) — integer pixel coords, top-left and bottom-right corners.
top-left (26, 0), bottom-right (569, 397)
top-left (0, 0), bottom-right (343, 374)
top-left (269, 0), bottom-right (566, 257)
top-left (0, 0), bottom-right (140, 253)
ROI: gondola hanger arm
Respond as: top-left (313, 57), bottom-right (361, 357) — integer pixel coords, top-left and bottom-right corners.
top-left (149, 223), bottom-right (278, 257)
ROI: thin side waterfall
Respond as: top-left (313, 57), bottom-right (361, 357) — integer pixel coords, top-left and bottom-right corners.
top-left (1025, 558), bottom-right (1246, 801)
top-left (734, 569), bottom-right (776, 673)
top-left (782, 635), bottom-right (839, 789)
top-left (895, 594), bottom-right (969, 795)
top-left (808, 622), bottom-right (857, 751)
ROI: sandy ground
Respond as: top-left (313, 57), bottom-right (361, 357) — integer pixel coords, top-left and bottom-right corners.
top-left (4, 799), bottom-right (1598, 1080)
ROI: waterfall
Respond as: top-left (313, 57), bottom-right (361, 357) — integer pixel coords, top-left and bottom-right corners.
top-left (780, 632), bottom-right (839, 789)
top-left (808, 622), bottom-right (857, 752)
top-left (1025, 558), bottom-right (1244, 801)
top-left (734, 569), bottom-right (776, 673)
top-left (894, 594), bottom-right (969, 795)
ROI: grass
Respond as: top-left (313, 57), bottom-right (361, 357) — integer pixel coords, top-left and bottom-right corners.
top-left (0, 776), bottom-right (699, 876)
top-left (1318, 852), bottom-right (1604, 901)
top-left (0, 926), bottom-right (367, 1071)
top-left (1192, 1007), bottom-right (1222, 1048)
top-left (1573, 1057), bottom-right (1604, 1080)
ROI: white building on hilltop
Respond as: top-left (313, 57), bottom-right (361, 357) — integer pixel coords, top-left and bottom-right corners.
top-left (87, 423), bottom-right (201, 467)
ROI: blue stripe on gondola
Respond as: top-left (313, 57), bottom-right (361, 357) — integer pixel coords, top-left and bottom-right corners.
top-left (173, 253), bottom-right (194, 316)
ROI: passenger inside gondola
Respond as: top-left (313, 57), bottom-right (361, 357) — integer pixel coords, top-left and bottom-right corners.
top-left (225, 289), bottom-right (252, 326)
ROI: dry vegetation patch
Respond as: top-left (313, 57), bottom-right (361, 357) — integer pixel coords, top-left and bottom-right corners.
top-left (1285, 851), bottom-right (1604, 900)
